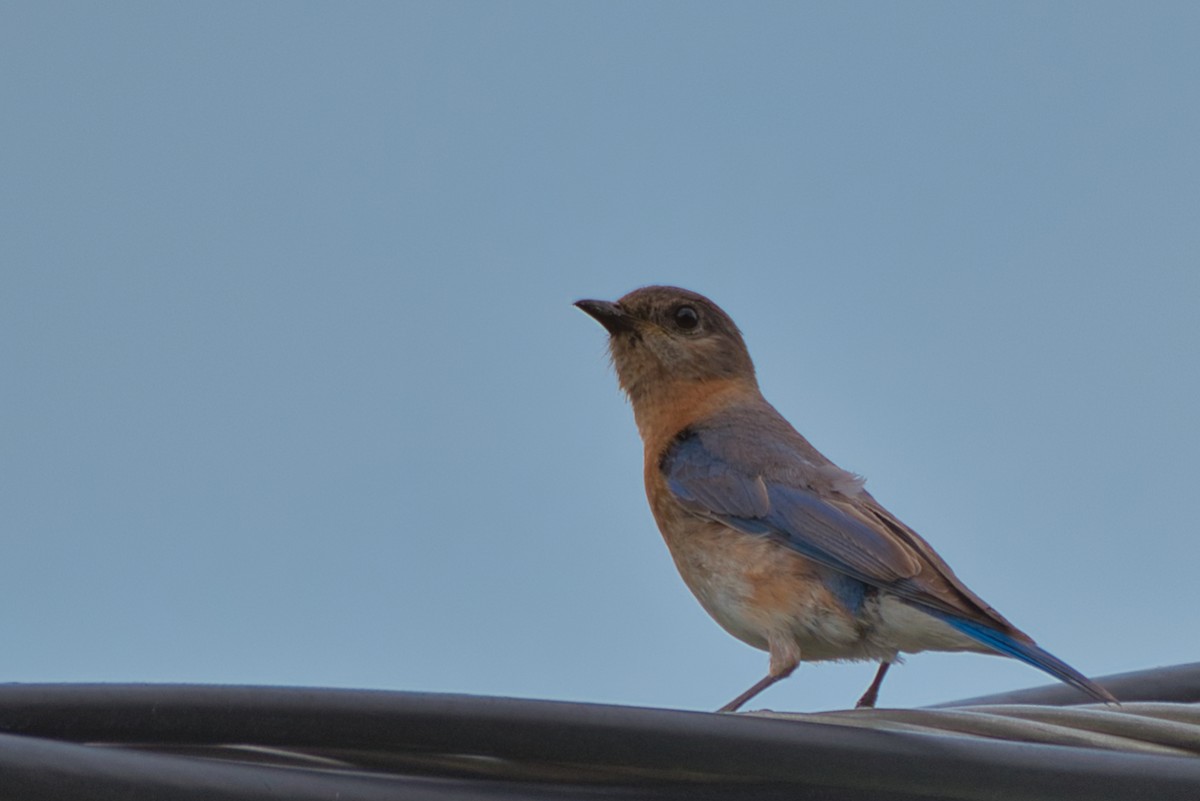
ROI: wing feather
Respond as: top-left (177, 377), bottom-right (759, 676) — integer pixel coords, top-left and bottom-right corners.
top-left (663, 432), bottom-right (921, 586)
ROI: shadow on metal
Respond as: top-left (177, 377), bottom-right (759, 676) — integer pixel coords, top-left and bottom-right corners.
top-left (0, 663), bottom-right (1197, 800)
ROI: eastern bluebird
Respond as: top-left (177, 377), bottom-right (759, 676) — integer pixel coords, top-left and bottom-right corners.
top-left (576, 286), bottom-right (1115, 711)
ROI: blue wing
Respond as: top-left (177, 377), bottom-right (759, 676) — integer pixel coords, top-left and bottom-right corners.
top-left (663, 430), bottom-right (921, 589)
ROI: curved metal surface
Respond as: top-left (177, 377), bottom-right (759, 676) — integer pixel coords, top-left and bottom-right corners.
top-left (761, 702), bottom-right (1200, 757)
top-left (0, 666), bottom-right (1196, 800)
top-left (929, 662), bottom-right (1200, 707)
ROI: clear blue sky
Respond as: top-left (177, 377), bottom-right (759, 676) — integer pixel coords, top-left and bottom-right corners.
top-left (2, 2), bottom-right (1197, 711)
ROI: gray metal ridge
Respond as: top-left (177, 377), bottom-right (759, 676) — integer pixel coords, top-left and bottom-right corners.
top-left (928, 661), bottom-right (1200, 707)
top-left (754, 702), bottom-right (1200, 757)
top-left (0, 665), bottom-right (1198, 800)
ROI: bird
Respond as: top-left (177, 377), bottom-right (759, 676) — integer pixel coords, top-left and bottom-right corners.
top-left (575, 285), bottom-right (1115, 712)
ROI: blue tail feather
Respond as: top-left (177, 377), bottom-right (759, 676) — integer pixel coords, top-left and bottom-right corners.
top-left (923, 609), bottom-right (1116, 704)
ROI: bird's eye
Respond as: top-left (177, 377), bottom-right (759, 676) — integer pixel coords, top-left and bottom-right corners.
top-left (672, 305), bottom-right (700, 330)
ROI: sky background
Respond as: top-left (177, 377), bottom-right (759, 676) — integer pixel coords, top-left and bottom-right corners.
top-left (2, 2), bottom-right (1197, 713)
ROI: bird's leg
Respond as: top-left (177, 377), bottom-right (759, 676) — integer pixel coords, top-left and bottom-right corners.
top-left (718, 642), bottom-right (798, 713)
top-left (718, 674), bottom-right (782, 713)
top-left (855, 661), bottom-right (891, 708)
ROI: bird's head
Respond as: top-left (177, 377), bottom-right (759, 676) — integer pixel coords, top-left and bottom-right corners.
top-left (575, 286), bottom-right (757, 407)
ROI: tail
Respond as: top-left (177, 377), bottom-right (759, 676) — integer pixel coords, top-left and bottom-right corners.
top-left (925, 610), bottom-right (1118, 704)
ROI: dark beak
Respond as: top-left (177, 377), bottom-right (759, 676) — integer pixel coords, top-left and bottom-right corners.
top-left (574, 299), bottom-right (634, 335)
